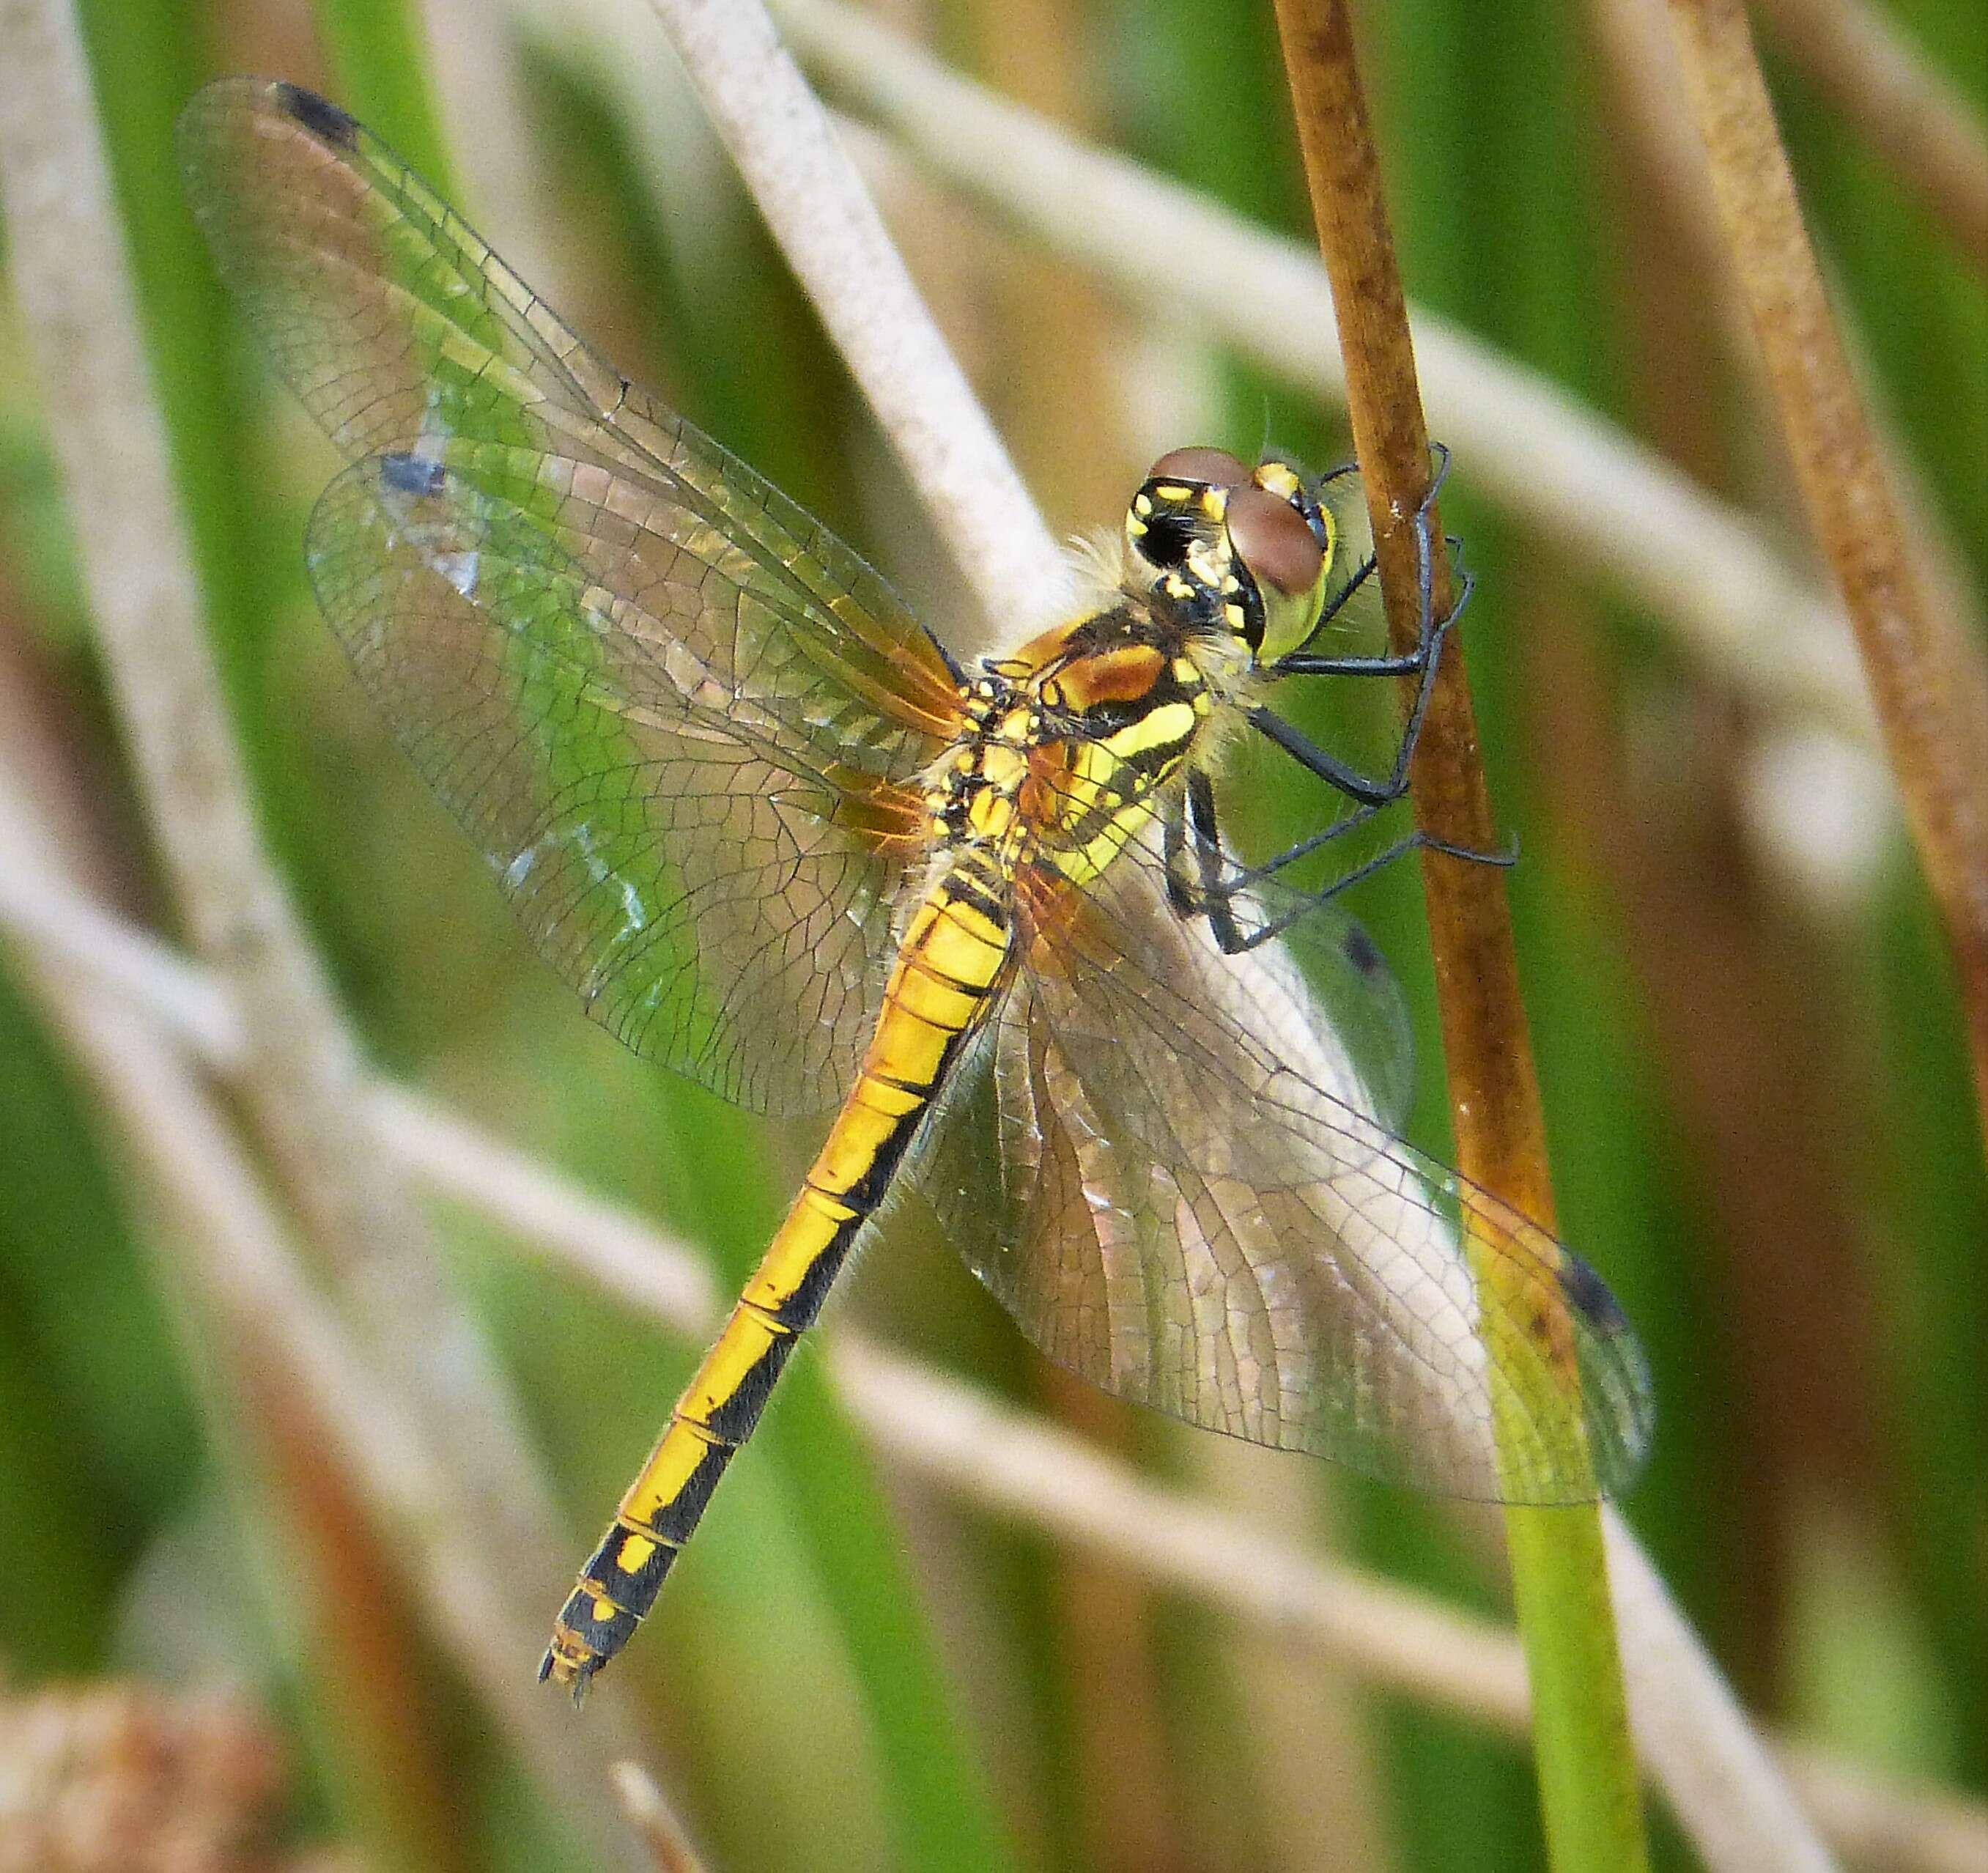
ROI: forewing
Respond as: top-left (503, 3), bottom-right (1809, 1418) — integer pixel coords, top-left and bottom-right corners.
top-left (180, 78), bottom-right (965, 1111)
top-left (916, 832), bottom-right (1652, 1503)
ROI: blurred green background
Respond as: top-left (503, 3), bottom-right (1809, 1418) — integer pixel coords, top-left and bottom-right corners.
top-left (0, 1), bottom-right (1983, 1869)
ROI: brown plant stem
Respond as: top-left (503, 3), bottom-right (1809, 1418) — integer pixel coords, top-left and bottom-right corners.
top-left (1267, 2), bottom-right (1649, 1867)
top-left (1749, 0), bottom-right (1988, 273)
top-left (1263, 2), bottom-right (1546, 1216)
top-left (1666, 0), bottom-right (1988, 1151)
top-left (610, 1762), bottom-right (712, 1873)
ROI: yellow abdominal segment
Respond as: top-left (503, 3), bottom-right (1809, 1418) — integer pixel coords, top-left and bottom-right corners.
top-left (539, 856), bottom-right (1013, 1697)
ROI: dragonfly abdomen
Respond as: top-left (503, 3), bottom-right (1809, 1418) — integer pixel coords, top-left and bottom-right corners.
top-left (539, 858), bottom-right (1013, 1696)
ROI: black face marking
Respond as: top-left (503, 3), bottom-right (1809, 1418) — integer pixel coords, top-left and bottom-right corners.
top-left (380, 451), bottom-right (446, 496)
top-left (276, 82), bottom-right (359, 151)
top-left (1137, 509), bottom-right (1197, 570)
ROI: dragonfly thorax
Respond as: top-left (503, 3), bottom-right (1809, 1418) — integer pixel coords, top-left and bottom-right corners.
top-left (921, 446), bottom-right (1340, 889)
top-left (920, 601), bottom-right (1216, 892)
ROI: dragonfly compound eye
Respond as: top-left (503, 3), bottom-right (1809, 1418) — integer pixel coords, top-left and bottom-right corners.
top-left (1143, 446), bottom-right (1250, 487)
top-left (1225, 483), bottom-right (1328, 660)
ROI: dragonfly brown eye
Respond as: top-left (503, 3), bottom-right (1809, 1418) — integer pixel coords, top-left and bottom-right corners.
top-left (1226, 484), bottom-right (1326, 599)
top-left (1145, 446), bottom-right (1249, 487)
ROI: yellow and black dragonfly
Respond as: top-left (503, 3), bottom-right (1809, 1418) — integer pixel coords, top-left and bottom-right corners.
top-left (181, 78), bottom-right (1652, 1699)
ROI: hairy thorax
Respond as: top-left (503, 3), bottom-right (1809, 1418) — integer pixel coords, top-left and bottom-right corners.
top-left (921, 588), bottom-right (1254, 896)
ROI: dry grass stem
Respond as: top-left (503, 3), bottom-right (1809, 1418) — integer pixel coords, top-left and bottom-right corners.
top-left (1605, 1510), bottom-right (1839, 1872)
top-left (1666, 0), bottom-right (1988, 1137)
top-left (0, 11), bottom-right (667, 1858)
top-left (0, 0), bottom-right (617, 1678)
top-left (775, 0), bottom-right (1874, 749)
top-left (1265, 14), bottom-right (1656, 1872)
top-left (0, 950), bottom-right (662, 1873)
top-left (0, 739), bottom-right (664, 1873)
top-left (1748, 0), bottom-right (1988, 270)
top-left (609, 1763), bottom-right (712, 1873)
top-left (0, 0), bottom-right (426, 1293)
top-left (1264, 0), bottom-right (1540, 1201)
top-left (7, 872), bottom-right (1984, 1873)
top-left (645, 0), bottom-right (1057, 632)
top-left (1589, 0), bottom-right (1988, 701)
top-left (1783, 1749), bottom-right (1988, 1873)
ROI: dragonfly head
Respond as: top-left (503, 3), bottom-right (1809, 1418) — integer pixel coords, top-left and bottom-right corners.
top-left (1125, 448), bottom-right (1337, 665)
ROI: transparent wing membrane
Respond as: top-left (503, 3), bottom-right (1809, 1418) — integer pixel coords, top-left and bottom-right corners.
top-left (915, 832), bottom-right (1652, 1502)
top-left (182, 78), bottom-right (960, 1111)
top-left (307, 456), bottom-right (924, 1109)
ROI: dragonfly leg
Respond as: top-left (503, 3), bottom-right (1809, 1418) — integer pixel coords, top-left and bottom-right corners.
top-left (1191, 822), bottom-right (1516, 956)
top-left (1273, 441), bottom-right (1456, 679)
top-left (1249, 513), bottom-right (1471, 808)
top-left (1166, 770), bottom-right (1261, 953)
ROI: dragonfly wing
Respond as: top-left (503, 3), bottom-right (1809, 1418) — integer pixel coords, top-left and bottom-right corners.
top-left (917, 832), bottom-right (1652, 1503)
top-left (182, 78), bottom-right (965, 1112)
top-left (306, 451), bottom-right (933, 1112)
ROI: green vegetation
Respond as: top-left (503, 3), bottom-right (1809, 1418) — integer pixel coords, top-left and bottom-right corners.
top-left (0, 1), bottom-right (1981, 1868)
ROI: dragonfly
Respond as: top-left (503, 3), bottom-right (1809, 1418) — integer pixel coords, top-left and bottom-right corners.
top-left (180, 77), bottom-right (1652, 1699)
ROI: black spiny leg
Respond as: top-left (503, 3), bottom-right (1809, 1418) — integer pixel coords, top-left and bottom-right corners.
top-left (1172, 766), bottom-right (1511, 956)
top-left (1175, 449), bottom-right (1512, 955)
top-left (1167, 770), bottom-right (1254, 954)
top-left (1225, 560), bottom-right (1470, 889)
